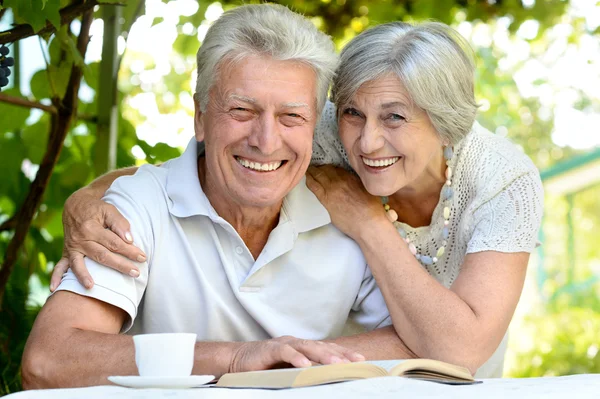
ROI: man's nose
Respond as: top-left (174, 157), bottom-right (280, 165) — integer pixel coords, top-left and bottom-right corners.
top-left (248, 115), bottom-right (283, 155)
top-left (360, 119), bottom-right (385, 154)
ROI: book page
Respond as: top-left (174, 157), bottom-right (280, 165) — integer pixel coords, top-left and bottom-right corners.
top-left (217, 362), bottom-right (389, 388)
top-left (388, 359), bottom-right (473, 381)
top-left (216, 368), bottom-right (303, 388)
top-left (367, 359), bottom-right (408, 372)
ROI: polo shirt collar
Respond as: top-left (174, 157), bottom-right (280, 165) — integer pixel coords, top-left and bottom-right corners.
top-left (166, 138), bottom-right (331, 233)
top-left (282, 176), bottom-right (331, 233)
top-left (166, 138), bottom-right (214, 218)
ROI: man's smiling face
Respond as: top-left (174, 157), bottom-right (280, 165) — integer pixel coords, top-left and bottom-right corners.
top-left (195, 55), bottom-right (318, 210)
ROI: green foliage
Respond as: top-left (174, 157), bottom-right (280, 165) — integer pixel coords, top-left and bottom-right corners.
top-left (508, 307), bottom-right (600, 377)
top-left (3, 0), bottom-right (61, 32)
top-left (0, 0), bottom-right (598, 394)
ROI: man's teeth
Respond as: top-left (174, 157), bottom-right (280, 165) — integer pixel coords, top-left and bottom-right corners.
top-left (362, 157), bottom-right (399, 167)
top-left (236, 157), bottom-right (282, 172)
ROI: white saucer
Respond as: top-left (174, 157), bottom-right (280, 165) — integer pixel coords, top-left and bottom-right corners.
top-left (108, 375), bottom-right (215, 389)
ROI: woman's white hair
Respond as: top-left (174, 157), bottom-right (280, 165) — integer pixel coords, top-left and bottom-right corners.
top-left (332, 21), bottom-right (478, 144)
top-left (194, 4), bottom-right (337, 115)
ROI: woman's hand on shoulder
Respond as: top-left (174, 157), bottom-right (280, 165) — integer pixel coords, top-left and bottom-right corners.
top-left (306, 165), bottom-right (387, 239)
top-left (50, 188), bottom-right (146, 292)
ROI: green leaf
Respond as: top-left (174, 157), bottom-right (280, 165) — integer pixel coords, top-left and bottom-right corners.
top-left (30, 69), bottom-right (52, 100)
top-left (43, 0), bottom-right (60, 29)
top-left (0, 88), bottom-right (31, 132)
top-left (83, 61), bottom-right (100, 92)
top-left (64, 35), bottom-right (85, 68)
top-left (173, 34), bottom-right (200, 57)
top-left (0, 134), bottom-right (26, 198)
top-left (30, 63), bottom-right (71, 100)
top-left (21, 116), bottom-right (50, 164)
top-left (151, 17), bottom-right (164, 27)
top-left (54, 28), bottom-right (84, 68)
top-left (58, 160), bottom-right (91, 187)
top-left (5, 0), bottom-right (56, 33)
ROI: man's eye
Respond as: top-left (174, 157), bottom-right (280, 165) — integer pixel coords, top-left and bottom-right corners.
top-left (281, 114), bottom-right (305, 126)
top-left (343, 107), bottom-right (361, 117)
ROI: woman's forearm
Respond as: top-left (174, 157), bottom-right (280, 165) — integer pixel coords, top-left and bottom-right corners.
top-left (85, 166), bottom-right (139, 198)
top-left (329, 326), bottom-right (417, 360)
top-left (354, 221), bottom-right (485, 372)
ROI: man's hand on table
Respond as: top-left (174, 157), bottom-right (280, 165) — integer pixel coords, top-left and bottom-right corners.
top-left (50, 187), bottom-right (146, 291)
top-left (228, 336), bottom-right (366, 373)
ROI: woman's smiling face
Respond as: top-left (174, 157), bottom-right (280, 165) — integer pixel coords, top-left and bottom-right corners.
top-left (338, 74), bottom-right (445, 197)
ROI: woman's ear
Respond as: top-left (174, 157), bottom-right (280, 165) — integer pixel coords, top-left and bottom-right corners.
top-left (194, 98), bottom-right (204, 142)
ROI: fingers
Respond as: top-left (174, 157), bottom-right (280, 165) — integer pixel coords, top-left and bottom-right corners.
top-left (50, 257), bottom-right (70, 292)
top-left (305, 172), bottom-right (324, 199)
top-left (96, 228), bottom-right (145, 263)
top-left (103, 203), bottom-right (134, 244)
top-left (81, 241), bottom-right (141, 277)
top-left (291, 340), bottom-right (352, 365)
top-left (306, 166), bottom-right (328, 183)
top-left (327, 342), bottom-right (366, 362)
top-left (277, 344), bottom-right (312, 368)
top-left (69, 252), bottom-right (95, 289)
top-left (277, 337), bottom-right (364, 366)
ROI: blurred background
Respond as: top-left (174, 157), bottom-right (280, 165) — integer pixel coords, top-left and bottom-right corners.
top-left (0, 0), bottom-right (599, 394)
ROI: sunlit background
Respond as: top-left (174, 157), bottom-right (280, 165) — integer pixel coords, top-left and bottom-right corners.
top-left (1, 0), bottom-right (599, 392)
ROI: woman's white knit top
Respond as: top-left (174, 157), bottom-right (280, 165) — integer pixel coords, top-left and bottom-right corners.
top-left (312, 102), bottom-right (544, 378)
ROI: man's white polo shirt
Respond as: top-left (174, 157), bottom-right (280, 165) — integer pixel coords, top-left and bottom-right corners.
top-left (56, 138), bottom-right (391, 340)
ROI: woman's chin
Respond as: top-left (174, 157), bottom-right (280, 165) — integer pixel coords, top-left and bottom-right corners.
top-left (362, 180), bottom-right (401, 197)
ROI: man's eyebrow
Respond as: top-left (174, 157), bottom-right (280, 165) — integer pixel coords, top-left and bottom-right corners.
top-left (282, 102), bottom-right (309, 108)
top-left (229, 94), bottom-right (256, 103)
top-left (281, 102), bottom-right (312, 117)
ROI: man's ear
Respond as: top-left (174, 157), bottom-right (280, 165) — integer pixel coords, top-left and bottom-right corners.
top-left (194, 98), bottom-right (204, 142)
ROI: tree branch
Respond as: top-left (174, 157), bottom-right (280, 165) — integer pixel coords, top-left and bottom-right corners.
top-left (0, 0), bottom-right (99, 45)
top-left (0, 9), bottom-right (94, 307)
top-left (0, 216), bottom-right (15, 233)
top-left (0, 93), bottom-right (57, 114)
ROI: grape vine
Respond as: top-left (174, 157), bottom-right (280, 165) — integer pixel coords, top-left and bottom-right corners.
top-left (0, 44), bottom-right (15, 90)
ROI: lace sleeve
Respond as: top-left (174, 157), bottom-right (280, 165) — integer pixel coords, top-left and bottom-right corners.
top-left (467, 170), bottom-right (544, 254)
top-left (311, 101), bottom-right (353, 170)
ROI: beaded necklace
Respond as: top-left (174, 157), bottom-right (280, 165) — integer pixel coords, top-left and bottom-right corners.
top-left (382, 145), bottom-right (454, 266)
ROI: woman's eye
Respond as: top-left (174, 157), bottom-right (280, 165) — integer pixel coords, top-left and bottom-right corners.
top-left (388, 113), bottom-right (405, 121)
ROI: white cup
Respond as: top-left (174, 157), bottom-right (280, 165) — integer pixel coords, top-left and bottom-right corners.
top-left (133, 333), bottom-right (197, 377)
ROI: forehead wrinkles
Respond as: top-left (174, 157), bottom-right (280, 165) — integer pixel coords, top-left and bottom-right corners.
top-left (351, 78), bottom-right (419, 115)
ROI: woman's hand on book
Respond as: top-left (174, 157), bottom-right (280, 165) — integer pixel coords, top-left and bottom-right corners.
top-left (228, 336), bottom-right (365, 373)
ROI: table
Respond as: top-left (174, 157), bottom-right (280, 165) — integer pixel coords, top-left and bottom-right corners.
top-left (7, 374), bottom-right (600, 398)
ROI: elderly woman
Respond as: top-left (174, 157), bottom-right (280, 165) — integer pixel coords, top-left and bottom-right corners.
top-left (306, 21), bottom-right (543, 377)
top-left (52, 22), bottom-right (543, 377)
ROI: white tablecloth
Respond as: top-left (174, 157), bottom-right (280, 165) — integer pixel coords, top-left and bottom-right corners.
top-left (7, 375), bottom-right (600, 399)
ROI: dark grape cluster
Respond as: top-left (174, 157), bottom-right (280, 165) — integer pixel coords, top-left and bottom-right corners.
top-left (0, 44), bottom-right (14, 91)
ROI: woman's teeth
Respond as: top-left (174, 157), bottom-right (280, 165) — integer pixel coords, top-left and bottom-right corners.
top-left (362, 156), bottom-right (399, 168)
top-left (236, 157), bottom-right (282, 172)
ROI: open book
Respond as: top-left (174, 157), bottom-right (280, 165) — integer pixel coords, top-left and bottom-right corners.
top-left (216, 359), bottom-right (478, 389)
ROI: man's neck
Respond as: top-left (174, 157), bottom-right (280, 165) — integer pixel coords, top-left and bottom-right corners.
top-left (197, 157), bottom-right (281, 259)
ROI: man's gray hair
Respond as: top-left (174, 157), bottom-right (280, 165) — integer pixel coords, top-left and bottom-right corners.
top-left (194, 4), bottom-right (337, 115)
top-left (332, 22), bottom-right (478, 144)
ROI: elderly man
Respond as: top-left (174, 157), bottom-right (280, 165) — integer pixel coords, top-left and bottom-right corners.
top-left (22, 4), bottom-right (411, 389)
